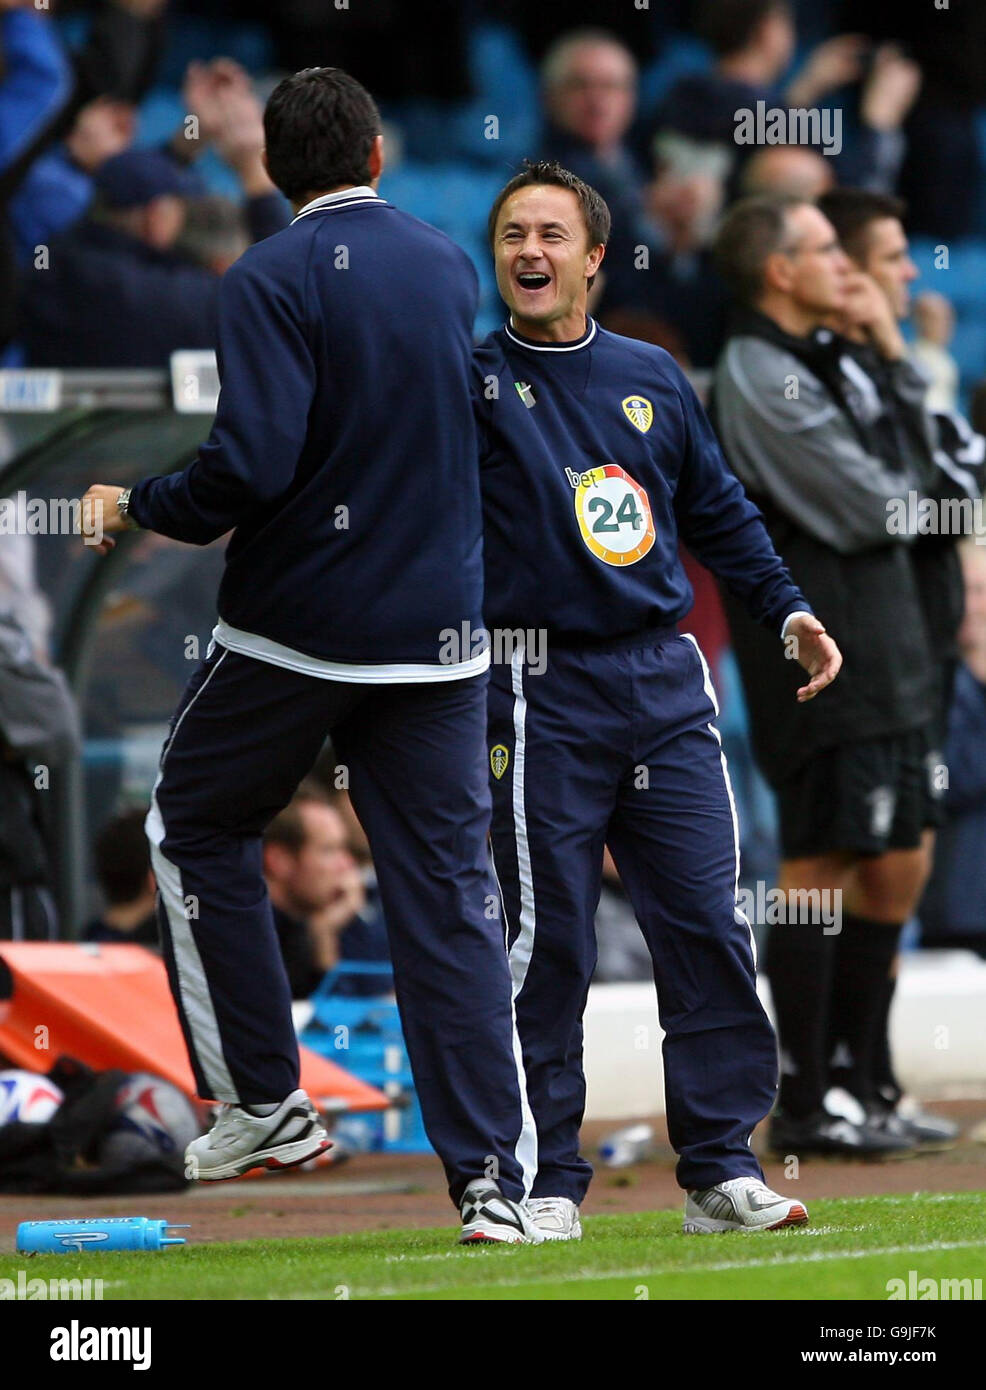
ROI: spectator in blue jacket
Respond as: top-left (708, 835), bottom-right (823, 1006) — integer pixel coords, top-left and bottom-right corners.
top-left (0, 0), bottom-right (72, 346)
top-left (8, 58), bottom-right (264, 268)
top-left (18, 88), bottom-right (289, 368)
top-left (920, 541), bottom-right (986, 958)
top-left (0, 1), bottom-right (72, 176)
top-left (0, 0), bottom-right (168, 352)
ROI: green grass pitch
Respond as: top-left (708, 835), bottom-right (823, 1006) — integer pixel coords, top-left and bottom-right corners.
top-left (3, 1194), bottom-right (984, 1300)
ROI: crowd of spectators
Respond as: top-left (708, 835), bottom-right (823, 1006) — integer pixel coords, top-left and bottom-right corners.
top-left (1, 3), bottom-right (985, 1119)
top-left (0, 1), bottom-right (982, 373)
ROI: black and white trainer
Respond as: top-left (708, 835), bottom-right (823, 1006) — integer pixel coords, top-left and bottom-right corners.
top-left (458, 1180), bottom-right (546, 1245)
top-left (185, 1089), bottom-right (331, 1180)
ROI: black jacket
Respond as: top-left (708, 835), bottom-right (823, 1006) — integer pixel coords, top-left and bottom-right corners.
top-left (711, 311), bottom-right (938, 784)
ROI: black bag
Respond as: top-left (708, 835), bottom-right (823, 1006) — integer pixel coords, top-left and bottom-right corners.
top-left (0, 1057), bottom-right (195, 1195)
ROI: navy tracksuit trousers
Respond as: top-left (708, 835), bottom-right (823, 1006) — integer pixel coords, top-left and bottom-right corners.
top-left (488, 625), bottom-right (778, 1198)
top-left (147, 643), bottom-right (537, 1206)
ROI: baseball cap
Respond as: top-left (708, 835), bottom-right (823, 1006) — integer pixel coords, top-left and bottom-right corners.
top-left (93, 149), bottom-right (202, 209)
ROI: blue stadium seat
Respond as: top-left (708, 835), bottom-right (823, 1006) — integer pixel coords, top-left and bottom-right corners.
top-left (135, 88), bottom-right (186, 150)
top-left (378, 163), bottom-right (505, 335)
top-left (949, 321), bottom-right (986, 397)
top-left (380, 163), bottom-right (502, 229)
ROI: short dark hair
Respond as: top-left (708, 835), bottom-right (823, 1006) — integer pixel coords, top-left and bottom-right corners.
top-left (488, 160), bottom-right (611, 287)
top-left (817, 188), bottom-right (907, 263)
top-left (713, 194), bottom-right (805, 305)
top-left (94, 808), bottom-right (151, 906)
top-left (263, 67), bottom-right (381, 203)
top-left (264, 781), bottom-right (331, 855)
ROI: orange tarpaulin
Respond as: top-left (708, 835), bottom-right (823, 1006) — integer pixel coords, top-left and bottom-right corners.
top-left (0, 943), bottom-right (386, 1114)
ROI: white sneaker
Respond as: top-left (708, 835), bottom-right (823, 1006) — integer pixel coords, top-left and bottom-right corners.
top-left (683, 1176), bottom-right (808, 1234)
top-left (185, 1089), bottom-right (330, 1181)
top-left (525, 1196), bottom-right (583, 1241)
top-left (458, 1180), bottom-right (546, 1245)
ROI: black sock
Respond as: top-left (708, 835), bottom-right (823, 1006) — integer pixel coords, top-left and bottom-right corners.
top-left (872, 969), bottom-right (903, 1110)
top-left (827, 914), bottom-right (903, 1107)
top-left (766, 920), bottom-right (838, 1119)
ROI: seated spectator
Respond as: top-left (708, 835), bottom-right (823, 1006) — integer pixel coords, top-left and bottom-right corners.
top-left (912, 292), bottom-right (959, 416)
top-left (8, 58), bottom-right (264, 269)
top-left (649, 0), bottom-right (919, 197)
top-left (17, 75), bottom-right (288, 368)
top-left (920, 541), bottom-right (986, 958)
top-left (538, 29), bottom-right (659, 313)
top-left (740, 145), bottom-right (835, 200)
top-left (7, 95), bottom-right (135, 266)
top-left (0, 0), bottom-right (167, 351)
top-left (0, 0), bottom-right (72, 348)
top-left (263, 784), bottom-right (387, 1001)
top-left (83, 808), bottom-right (159, 949)
top-left (601, 138), bottom-right (730, 367)
top-left (178, 195), bottom-right (250, 276)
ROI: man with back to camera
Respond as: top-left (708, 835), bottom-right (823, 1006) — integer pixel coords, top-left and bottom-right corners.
top-left (474, 161), bottom-right (842, 1239)
top-left (79, 67), bottom-right (544, 1246)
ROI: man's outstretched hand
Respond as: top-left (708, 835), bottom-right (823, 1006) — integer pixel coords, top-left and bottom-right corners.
top-left (80, 484), bottom-right (128, 555)
top-left (785, 613), bottom-right (842, 703)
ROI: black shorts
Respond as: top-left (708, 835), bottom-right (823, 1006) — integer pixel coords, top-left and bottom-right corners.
top-left (775, 726), bottom-right (946, 860)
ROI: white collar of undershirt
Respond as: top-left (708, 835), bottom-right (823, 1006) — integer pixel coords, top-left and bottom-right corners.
top-left (291, 186), bottom-right (382, 223)
top-left (505, 316), bottom-right (598, 352)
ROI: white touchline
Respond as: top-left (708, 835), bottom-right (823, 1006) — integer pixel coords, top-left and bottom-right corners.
top-left (366, 1238), bottom-right (986, 1299)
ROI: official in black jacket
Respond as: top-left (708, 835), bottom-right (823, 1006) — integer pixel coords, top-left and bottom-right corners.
top-left (712, 195), bottom-right (948, 1158)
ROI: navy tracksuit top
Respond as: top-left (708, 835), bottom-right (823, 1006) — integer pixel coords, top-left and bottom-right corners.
top-left (474, 318), bottom-right (810, 642)
top-left (128, 191), bottom-right (485, 667)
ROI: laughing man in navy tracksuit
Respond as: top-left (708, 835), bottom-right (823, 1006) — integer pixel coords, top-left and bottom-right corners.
top-left (80, 69), bottom-right (544, 1246)
top-left (476, 162), bottom-right (843, 1238)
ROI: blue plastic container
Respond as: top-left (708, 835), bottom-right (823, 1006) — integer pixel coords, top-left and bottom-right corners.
top-left (17, 1217), bottom-right (188, 1254)
top-left (301, 962), bottom-right (431, 1154)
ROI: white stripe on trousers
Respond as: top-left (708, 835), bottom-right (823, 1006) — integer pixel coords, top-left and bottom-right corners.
top-left (491, 641), bottom-right (541, 1197)
top-left (681, 632), bottom-right (758, 967)
top-left (144, 649), bottom-right (239, 1101)
top-left (507, 644), bottom-right (537, 994)
top-left (489, 848), bottom-right (539, 1199)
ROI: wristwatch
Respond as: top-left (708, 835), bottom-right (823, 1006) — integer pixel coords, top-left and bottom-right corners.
top-left (116, 487), bottom-right (139, 530)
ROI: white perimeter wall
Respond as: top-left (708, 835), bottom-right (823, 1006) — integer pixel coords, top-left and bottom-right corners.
top-left (583, 950), bottom-right (986, 1122)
